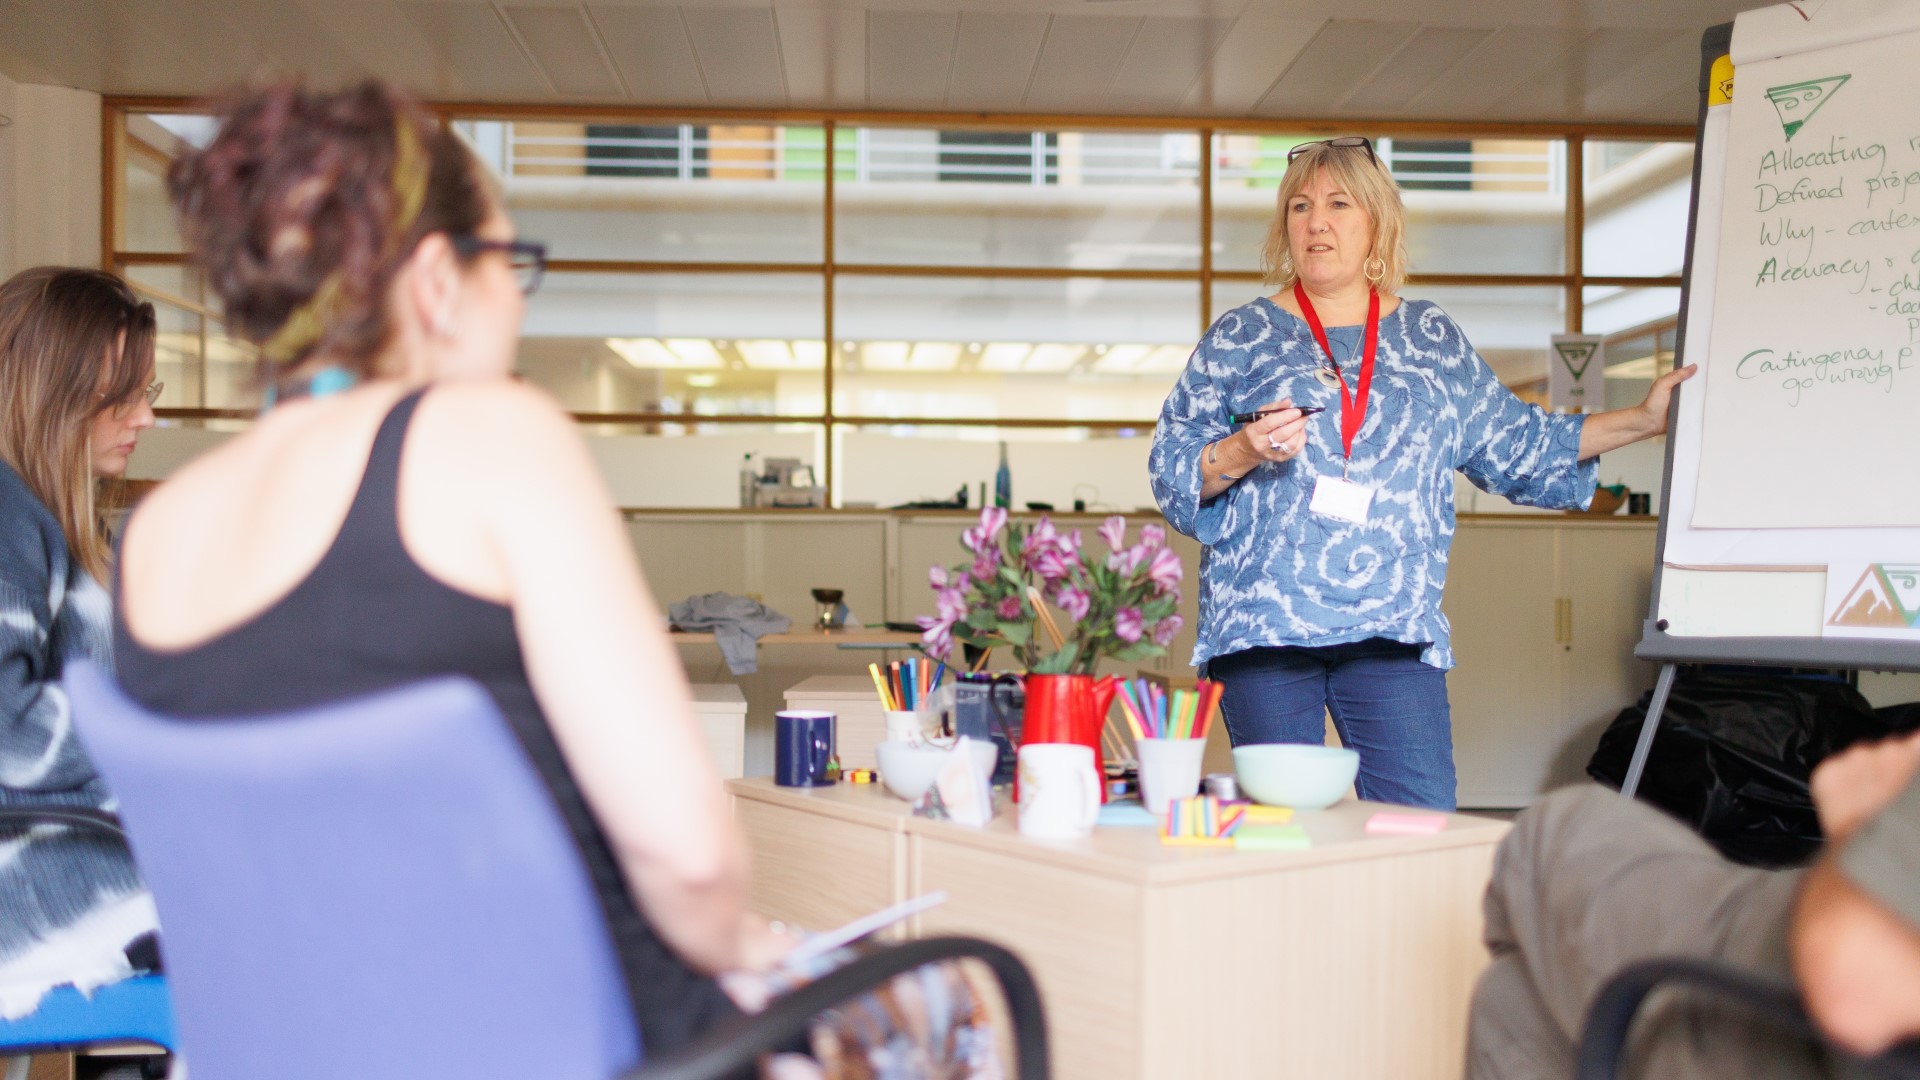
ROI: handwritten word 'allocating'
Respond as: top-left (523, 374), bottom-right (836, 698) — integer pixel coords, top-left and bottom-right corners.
top-left (1736, 345), bottom-right (1911, 406)
top-left (1756, 136), bottom-right (1887, 180)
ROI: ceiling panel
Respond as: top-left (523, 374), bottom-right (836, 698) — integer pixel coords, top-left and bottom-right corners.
top-left (1488, 27), bottom-right (1672, 118)
top-left (1024, 15), bottom-right (1139, 112)
top-left (502, 6), bottom-right (624, 98)
top-left (0, 1), bottom-right (116, 90)
top-left (0, 0), bottom-right (1749, 125)
top-left (681, 7), bottom-right (787, 107)
top-left (1402, 26), bottom-right (1585, 118)
top-left (1340, 26), bottom-right (1491, 114)
top-left (1105, 17), bottom-right (1232, 113)
top-left (396, 1), bottom-right (550, 100)
top-left (1255, 20), bottom-right (1418, 116)
top-left (1178, 15), bottom-right (1319, 114)
top-left (1580, 32), bottom-right (1701, 124)
top-left (294, 0), bottom-right (459, 98)
top-left (947, 12), bottom-right (1048, 112)
top-left (775, 8), bottom-right (867, 108)
top-left (867, 11), bottom-right (959, 110)
top-left (588, 6), bottom-right (707, 106)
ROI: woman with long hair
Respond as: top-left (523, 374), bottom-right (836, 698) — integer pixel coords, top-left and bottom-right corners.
top-left (0, 266), bottom-right (160, 1019)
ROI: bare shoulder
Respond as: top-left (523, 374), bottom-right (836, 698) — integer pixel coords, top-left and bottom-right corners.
top-left (406, 379), bottom-right (606, 504)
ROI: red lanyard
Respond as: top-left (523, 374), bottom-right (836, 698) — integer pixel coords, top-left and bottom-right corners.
top-left (1293, 282), bottom-right (1379, 467)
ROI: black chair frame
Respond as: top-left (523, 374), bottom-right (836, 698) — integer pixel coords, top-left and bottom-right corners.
top-left (1578, 958), bottom-right (1920, 1080)
top-left (629, 935), bottom-right (1048, 1080)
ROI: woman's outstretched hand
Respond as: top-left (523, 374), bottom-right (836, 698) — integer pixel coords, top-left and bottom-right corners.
top-left (1576, 363), bottom-right (1698, 460)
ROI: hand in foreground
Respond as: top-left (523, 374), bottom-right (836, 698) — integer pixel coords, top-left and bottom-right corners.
top-left (1791, 730), bottom-right (1920, 1056)
top-left (717, 912), bottom-right (805, 1012)
top-left (1812, 729), bottom-right (1920, 846)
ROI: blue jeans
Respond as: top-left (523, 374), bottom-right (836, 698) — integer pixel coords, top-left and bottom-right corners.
top-left (1207, 638), bottom-right (1456, 810)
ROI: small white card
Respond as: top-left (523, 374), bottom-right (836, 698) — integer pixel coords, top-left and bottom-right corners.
top-left (1309, 475), bottom-right (1374, 523)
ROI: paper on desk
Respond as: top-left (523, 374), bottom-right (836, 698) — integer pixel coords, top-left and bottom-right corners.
top-left (780, 891), bottom-right (949, 969)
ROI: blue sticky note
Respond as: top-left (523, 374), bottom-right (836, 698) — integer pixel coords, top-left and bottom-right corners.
top-left (1097, 802), bottom-right (1160, 828)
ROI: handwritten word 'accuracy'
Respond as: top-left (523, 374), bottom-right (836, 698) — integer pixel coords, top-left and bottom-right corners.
top-left (1736, 345), bottom-right (1912, 406)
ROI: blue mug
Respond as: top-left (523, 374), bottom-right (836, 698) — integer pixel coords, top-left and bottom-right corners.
top-left (775, 710), bottom-right (835, 786)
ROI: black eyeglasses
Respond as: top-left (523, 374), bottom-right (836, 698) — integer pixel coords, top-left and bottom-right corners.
top-left (452, 236), bottom-right (549, 296)
top-left (1287, 137), bottom-right (1376, 164)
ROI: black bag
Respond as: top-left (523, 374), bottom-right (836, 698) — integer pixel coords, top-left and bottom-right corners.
top-left (1587, 668), bottom-right (1896, 868)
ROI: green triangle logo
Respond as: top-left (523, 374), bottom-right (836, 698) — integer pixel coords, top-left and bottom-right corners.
top-left (1765, 75), bottom-right (1849, 141)
top-left (1554, 341), bottom-right (1598, 381)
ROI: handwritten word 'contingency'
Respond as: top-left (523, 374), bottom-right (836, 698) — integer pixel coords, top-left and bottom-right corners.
top-left (1737, 345), bottom-right (1910, 406)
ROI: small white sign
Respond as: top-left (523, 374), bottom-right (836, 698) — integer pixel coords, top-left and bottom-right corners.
top-left (1309, 475), bottom-right (1374, 524)
top-left (1548, 334), bottom-right (1606, 413)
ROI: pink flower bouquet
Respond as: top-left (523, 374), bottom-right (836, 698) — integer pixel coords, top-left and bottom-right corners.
top-left (918, 508), bottom-right (1184, 675)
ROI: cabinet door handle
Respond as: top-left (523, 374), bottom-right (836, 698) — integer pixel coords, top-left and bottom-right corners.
top-left (1553, 598), bottom-right (1572, 645)
top-left (1563, 598), bottom-right (1573, 647)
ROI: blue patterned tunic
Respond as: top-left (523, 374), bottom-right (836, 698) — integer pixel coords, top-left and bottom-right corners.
top-left (1150, 296), bottom-right (1596, 671)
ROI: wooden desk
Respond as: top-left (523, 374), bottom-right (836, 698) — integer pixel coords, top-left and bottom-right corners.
top-left (667, 628), bottom-right (921, 649)
top-left (782, 674), bottom-right (893, 771)
top-left (731, 779), bottom-right (1507, 1080)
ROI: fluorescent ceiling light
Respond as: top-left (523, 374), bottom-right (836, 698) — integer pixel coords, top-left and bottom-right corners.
top-left (861, 341), bottom-right (911, 370)
top-left (665, 339), bottom-right (723, 366)
top-left (1138, 344), bottom-right (1193, 373)
top-left (738, 340), bottom-right (792, 369)
top-left (908, 342), bottom-right (961, 371)
top-left (978, 343), bottom-right (1031, 372)
top-left (1090, 344), bottom-right (1152, 373)
top-left (605, 338), bottom-right (721, 370)
top-left (1023, 344), bottom-right (1085, 373)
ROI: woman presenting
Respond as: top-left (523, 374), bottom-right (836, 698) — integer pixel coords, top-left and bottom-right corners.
top-left (1149, 137), bottom-right (1693, 810)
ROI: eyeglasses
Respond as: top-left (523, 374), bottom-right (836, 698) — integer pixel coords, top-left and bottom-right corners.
top-left (1286, 137), bottom-right (1376, 164)
top-left (451, 236), bottom-right (549, 296)
top-left (101, 381), bottom-right (163, 415)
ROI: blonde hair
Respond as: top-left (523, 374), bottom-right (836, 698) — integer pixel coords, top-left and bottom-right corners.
top-left (0, 268), bottom-right (157, 582)
top-left (1258, 140), bottom-right (1409, 296)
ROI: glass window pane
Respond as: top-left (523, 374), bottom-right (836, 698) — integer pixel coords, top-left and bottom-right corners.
top-left (458, 119), bottom-right (825, 263)
top-left (578, 422), bottom-right (825, 509)
top-left (833, 275), bottom-right (1201, 421)
top-left (1583, 285), bottom-right (1679, 337)
top-left (120, 113), bottom-right (214, 254)
top-left (835, 127), bottom-right (1201, 269)
top-left (121, 262), bottom-right (258, 410)
top-left (834, 424), bottom-right (1154, 513)
top-left (520, 272), bottom-right (823, 415)
top-left (1212, 134), bottom-right (1567, 276)
top-left (1584, 140), bottom-right (1694, 277)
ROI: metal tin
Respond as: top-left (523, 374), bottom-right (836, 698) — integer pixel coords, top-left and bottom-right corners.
top-left (1201, 773), bottom-right (1240, 801)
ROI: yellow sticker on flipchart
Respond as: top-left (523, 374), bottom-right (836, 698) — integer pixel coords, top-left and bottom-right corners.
top-left (1710, 55), bottom-right (1735, 107)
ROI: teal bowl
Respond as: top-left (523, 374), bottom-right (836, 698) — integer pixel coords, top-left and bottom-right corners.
top-left (1232, 744), bottom-right (1360, 810)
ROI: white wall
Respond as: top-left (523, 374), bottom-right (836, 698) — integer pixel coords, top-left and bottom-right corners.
top-left (3, 83), bottom-right (101, 273)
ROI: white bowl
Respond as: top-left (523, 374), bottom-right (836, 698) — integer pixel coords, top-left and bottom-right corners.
top-left (1232, 744), bottom-right (1360, 810)
top-left (874, 739), bottom-right (999, 801)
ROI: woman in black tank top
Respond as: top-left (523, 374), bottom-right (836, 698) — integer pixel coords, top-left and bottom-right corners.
top-left (113, 83), bottom-right (792, 1060)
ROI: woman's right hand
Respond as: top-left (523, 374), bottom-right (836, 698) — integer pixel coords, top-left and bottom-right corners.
top-left (1240, 398), bottom-right (1312, 463)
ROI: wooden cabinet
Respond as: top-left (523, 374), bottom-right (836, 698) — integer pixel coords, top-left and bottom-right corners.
top-left (1445, 518), bottom-right (1658, 807)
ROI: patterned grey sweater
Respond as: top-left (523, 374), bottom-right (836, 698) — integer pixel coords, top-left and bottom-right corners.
top-left (0, 460), bottom-right (145, 964)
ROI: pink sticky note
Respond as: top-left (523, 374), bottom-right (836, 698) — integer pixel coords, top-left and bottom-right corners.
top-left (1366, 811), bottom-right (1447, 836)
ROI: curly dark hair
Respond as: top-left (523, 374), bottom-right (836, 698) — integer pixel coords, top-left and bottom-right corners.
top-left (167, 81), bottom-right (493, 384)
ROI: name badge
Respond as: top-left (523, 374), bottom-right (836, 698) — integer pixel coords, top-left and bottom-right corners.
top-left (1309, 475), bottom-right (1374, 523)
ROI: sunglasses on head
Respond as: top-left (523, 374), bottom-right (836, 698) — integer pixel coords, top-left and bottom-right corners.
top-left (1287, 137), bottom-right (1376, 164)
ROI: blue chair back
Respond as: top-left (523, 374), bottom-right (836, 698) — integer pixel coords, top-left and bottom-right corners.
top-left (64, 661), bottom-right (641, 1080)
top-left (0, 975), bottom-right (172, 1055)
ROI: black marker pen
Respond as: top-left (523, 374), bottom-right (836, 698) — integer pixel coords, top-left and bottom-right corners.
top-left (1230, 405), bottom-right (1326, 425)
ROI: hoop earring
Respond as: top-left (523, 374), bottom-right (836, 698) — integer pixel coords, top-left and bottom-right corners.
top-left (1364, 255), bottom-right (1386, 284)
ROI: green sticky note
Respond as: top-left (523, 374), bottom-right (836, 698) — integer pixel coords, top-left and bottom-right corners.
top-left (1234, 824), bottom-right (1311, 851)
